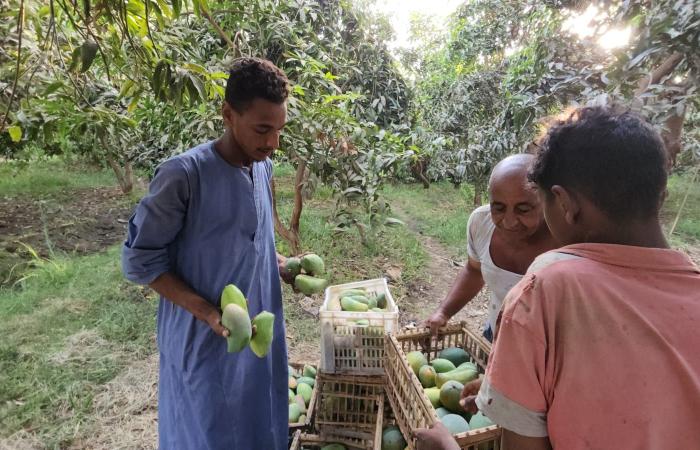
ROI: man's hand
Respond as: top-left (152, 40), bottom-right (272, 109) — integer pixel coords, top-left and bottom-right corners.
top-left (459, 376), bottom-right (483, 414)
top-left (413, 422), bottom-right (460, 450)
top-left (423, 309), bottom-right (449, 337)
top-left (204, 307), bottom-right (230, 338)
top-left (277, 253), bottom-right (296, 286)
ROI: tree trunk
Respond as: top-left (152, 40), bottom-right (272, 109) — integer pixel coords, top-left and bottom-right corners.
top-left (473, 183), bottom-right (483, 207)
top-left (271, 160), bottom-right (306, 254)
top-left (410, 159), bottom-right (430, 189)
top-left (634, 52), bottom-right (686, 166)
top-left (106, 155), bottom-right (133, 194)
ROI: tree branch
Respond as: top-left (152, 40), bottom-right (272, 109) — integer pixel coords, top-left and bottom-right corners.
top-left (0, 0), bottom-right (24, 133)
top-left (634, 52), bottom-right (684, 96)
top-left (201, 8), bottom-right (237, 51)
top-left (290, 160), bottom-right (307, 234)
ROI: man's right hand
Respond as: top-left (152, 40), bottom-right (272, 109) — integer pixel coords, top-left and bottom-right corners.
top-left (205, 307), bottom-right (230, 338)
top-left (459, 376), bottom-right (483, 414)
top-left (424, 310), bottom-right (449, 337)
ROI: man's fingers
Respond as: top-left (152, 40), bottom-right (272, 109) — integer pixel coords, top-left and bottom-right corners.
top-left (459, 395), bottom-right (479, 414)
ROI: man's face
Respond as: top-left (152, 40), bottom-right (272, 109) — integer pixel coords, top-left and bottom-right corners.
top-left (489, 174), bottom-right (545, 241)
top-left (224, 98), bottom-right (287, 162)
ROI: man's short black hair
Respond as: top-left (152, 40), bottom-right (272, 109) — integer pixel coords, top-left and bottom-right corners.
top-left (529, 105), bottom-right (668, 222)
top-left (225, 57), bottom-right (289, 112)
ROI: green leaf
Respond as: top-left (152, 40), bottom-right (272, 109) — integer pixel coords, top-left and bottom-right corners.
top-left (68, 47), bottom-right (81, 72)
top-left (8, 125), bottom-right (22, 143)
top-left (384, 217), bottom-right (405, 227)
top-left (171, 0), bottom-right (181, 17)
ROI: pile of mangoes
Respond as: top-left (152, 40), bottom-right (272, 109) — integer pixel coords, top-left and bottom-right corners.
top-left (288, 363), bottom-right (317, 425)
top-left (220, 284), bottom-right (274, 356)
top-left (406, 347), bottom-right (494, 435)
top-left (287, 253), bottom-right (328, 295)
top-left (337, 287), bottom-right (388, 312)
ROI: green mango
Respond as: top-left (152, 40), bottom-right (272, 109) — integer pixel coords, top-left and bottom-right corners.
top-left (418, 365), bottom-right (437, 388)
top-left (288, 389), bottom-right (295, 404)
top-left (340, 297), bottom-right (369, 312)
top-left (220, 284), bottom-right (247, 311)
top-left (249, 311), bottom-right (274, 357)
top-left (289, 403), bottom-right (302, 422)
top-left (285, 257), bottom-right (302, 277)
top-left (302, 364), bottom-right (317, 379)
top-left (221, 304), bottom-right (251, 353)
top-left (297, 376), bottom-right (315, 388)
top-left (436, 407), bottom-right (451, 418)
top-left (375, 292), bottom-right (387, 308)
top-left (370, 307), bottom-right (384, 312)
top-left (338, 288), bottom-right (367, 297)
top-left (367, 297), bottom-right (378, 309)
top-left (297, 382), bottom-right (313, 406)
top-left (469, 411), bottom-right (494, 429)
top-left (355, 319), bottom-right (370, 326)
top-left (381, 425), bottom-right (407, 450)
top-left (439, 380), bottom-right (464, 413)
top-left (406, 351), bottom-right (428, 375)
top-left (339, 289), bottom-right (367, 298)
top-left (289, 376), bottom-right (297, 390)
top-left (441, 414), bottom-right (470, 435)
top-left (458, 361), bottom-right (478, 371)
top-left (300, 253), bottom-right (325, 275)
top-left (298, 414), bottom-right (307, 424)
top-left (294, 274), bottom-right (328, 295)
top-left (436, 368), bottom-right (479, 388)
top-left (424, 387), bottom-right (441, 408)
top-left (348, 295), bottom-right (370, 304)
top-left (431, 358), bottom-right (457, 373)
top-left (438, 347), bottom-right (470, 367)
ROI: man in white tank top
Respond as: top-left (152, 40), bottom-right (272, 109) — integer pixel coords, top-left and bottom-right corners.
top-left (425, 154), bottom-right (557, 341)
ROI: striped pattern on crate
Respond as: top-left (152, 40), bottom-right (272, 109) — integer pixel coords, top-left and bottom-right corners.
top-left (385, 322), bottom-right (502, 450)
top-left (312, 373), bottom-right (385, 449)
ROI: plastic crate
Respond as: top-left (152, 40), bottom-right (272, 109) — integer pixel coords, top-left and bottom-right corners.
top-left (319, 278), bottom-right (399, 375)
top-left (384, 322), bottom-right (501, 450)
top-left (289, 361), bottom-right (320, 436)
top-left (311, 373), bottom-right (386, 449)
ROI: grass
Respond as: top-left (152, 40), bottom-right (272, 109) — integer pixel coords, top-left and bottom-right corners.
top-left (664, 171), bottom-right (700, 245)
top-left (383, 181), bottom-right (477, 259)
top-left (0, 247), bottom-right (157, 448)
top-left (0, 157), bottom-right (119, 199)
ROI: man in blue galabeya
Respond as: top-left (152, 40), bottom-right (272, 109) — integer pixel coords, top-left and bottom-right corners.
top-left (122, 57), bottom-right (296, 449)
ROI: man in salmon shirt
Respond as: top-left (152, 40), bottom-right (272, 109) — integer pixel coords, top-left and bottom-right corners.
top-left (414, 105), bottom-right (700, 450)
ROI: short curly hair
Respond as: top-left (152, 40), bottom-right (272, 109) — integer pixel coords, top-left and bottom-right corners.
top-left (225, 57), bottom-right (289, 112)
top-left (529, 105), bottom-right (668, 222)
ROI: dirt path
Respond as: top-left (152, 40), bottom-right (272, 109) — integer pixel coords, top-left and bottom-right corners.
top-left (393, 207), bottom-right (490, 335)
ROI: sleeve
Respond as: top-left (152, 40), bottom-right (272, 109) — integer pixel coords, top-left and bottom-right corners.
top-left (121, 158), bottom-right (190, 285)
top-left (466, 208), bottom-right (484, 262)
top-left (475, 274), bottom-right (549, 437)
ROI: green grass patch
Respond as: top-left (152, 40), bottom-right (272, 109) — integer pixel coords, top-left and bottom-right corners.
top-left (664, 172), bottom-right (700, 244)
top-left (383, 181), bottom-right (477, 259)
top-left (0, 247), bottom-right (156, 447)
top-left (0, 158), bottom-right (119, 199)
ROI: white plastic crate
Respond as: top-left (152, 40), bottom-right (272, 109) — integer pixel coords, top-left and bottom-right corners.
top-left (319, 278), bottom-right (399, 375)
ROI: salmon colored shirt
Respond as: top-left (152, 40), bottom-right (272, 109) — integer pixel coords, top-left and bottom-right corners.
top-left (476, 243), bottom-right (700, 449)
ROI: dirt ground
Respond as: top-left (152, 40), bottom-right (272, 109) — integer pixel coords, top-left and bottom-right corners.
top-left (0, 187), bottom-right (135, 285)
